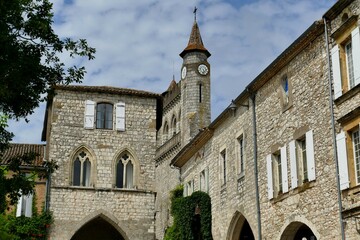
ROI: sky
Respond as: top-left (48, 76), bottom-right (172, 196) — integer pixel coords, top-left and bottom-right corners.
top-left (7, 0), bottom-right (337, 144)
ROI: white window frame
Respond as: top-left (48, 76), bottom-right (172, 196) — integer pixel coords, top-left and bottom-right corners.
top-left (220, 149), bottom-right (227, 185)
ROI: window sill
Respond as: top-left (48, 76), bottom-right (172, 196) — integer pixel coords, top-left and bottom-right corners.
top-left (334, 83), bottom-right (360, 105)
top-left (271, 180), bottom-right (315, 203)
top-left (52, 185), bottom-right (154, 194)
top-left (237, 173), bottom-right (245, 182)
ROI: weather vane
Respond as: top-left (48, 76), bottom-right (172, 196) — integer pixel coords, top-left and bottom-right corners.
top-left (193, 6), bottom-right (197, 21)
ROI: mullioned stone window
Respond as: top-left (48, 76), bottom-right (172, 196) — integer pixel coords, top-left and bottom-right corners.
top-left (116, 152), bottom-right (134, 189)
top-left (72, 149), bottom-right (93, 187)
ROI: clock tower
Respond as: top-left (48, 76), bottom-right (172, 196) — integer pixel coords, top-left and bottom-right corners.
top-left (180, 16), bottom-right (211, 144)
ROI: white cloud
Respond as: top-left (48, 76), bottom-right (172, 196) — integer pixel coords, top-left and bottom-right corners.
top-left (7, 0), bottom-right (336, 143)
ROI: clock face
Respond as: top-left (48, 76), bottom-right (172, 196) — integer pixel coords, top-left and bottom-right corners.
top-left (181, 66), bottom-right (187, 79)
top-left (198, 64), bottom-right (209, 76)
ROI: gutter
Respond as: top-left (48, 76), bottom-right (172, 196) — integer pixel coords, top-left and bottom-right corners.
top-left (249, 89), bottom-right (261, 240)
top-left (323, 16), bottom-right (345, 240)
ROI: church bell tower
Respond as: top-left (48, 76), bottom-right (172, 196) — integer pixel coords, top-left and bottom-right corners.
top-left (180, 9), bottom-right (211, 144)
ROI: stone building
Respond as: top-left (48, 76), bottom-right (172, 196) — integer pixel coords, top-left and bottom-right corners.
top-left (171, 0), bottom-right (360, 239)
top-left (42, 86), bottom-right (161, 239)
top-left (1, 143), bottom-right (47, 217)
top-left (36, 0), bottom-right (360, 239)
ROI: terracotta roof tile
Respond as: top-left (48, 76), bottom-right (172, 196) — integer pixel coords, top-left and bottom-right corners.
top-left (1, 143), bottom-right (45, 167)
top-left (54, 85), bottom-right (162, 99)
top-left (180, 21), bottom-right (211, 58)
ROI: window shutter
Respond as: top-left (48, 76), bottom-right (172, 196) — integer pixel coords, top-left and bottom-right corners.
top-left (281, 146), bottom-right (288, 193)
top-left (289, 140), bottom-right (298, 189)
top-left (206, 167), bottom-right (209, 193)
top-left (266, 154), bottom-right (273, 199)
top-left (16, 194), bottom-right (23, 217)
top-left (24, 193), bottom-right (33, 217)
top-left (84, 100), bottom-right (95, 129)
top-left (337, 131), bottom-right (349, 190)
top-left (306, 130), bottom-right (316, 181)
top-left (351, 27), bottom-right (360, 86)
top-left (116, 102), bottom-right (125, 131)
top-left (331, 45), bottom-right (342, 98)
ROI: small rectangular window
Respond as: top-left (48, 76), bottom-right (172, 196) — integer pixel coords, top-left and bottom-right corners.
top-left (296, 138), bottom-right (308, 184)
top-left (345, 41), bottom-right (355, 88)
top-left (199, 168), bottom-right (209, 193)
top-left (353, 129), bottom-right (360, 184)
top-left (221, 149), bottom-right (227, 184)
top-left (237, 136), bottom-right (244, 174)
top-left (272, 152), bottom-right (282, 194)
top-left (96, 103), bottom-right (113, 129)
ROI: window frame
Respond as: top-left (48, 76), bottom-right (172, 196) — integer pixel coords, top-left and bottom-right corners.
top-left (116, 152), bottom-right (135, 189)
top-left (220, 149), bottom-right (227, 185)
top-left (236, 134), bottom-right (245, 176)
top-left (72, 150), bottom-right (93, 187)
top-left (96, 102), bottom-right (113, 130)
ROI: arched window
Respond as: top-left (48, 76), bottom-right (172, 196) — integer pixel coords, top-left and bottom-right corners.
top-left (163, 121), bottom-right (169, 142)
top-left (72, 150), bottom-right (92, 187)
top-left (96, 103), bottom-right (113, 129)
top-left (171, 115), bottom-right (177, 135)
top-left (116, 153), bottom-right (134, 189)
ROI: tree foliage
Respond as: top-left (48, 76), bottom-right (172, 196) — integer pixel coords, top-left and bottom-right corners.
top-left (0, 0), bottom-right (95, 210)
top-left (164, 185), bottom-right (213, 240)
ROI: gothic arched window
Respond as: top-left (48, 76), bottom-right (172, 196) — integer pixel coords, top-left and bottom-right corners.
top-left (72, 150), bottom-right (92, 187)
top-left (116, 153), bottom-right (134, 189)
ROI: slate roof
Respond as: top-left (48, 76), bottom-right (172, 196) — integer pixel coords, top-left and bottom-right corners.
top-left (0, 143), bottom-right (45, 167)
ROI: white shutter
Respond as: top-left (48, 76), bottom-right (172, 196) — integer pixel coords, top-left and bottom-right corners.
top-left (280, 146), bottom-right (288, 193)
top-left (16, 194), bottom-right (23, 217)
top-left (331, 45), bottom-right (342, 98)
top-left (266, 154), bottom-right (273, 199)
top-left (206, 167), bottom-right (209, 193)
top-left (351, 27), bottom-right (360, 86)
top-left (289, 140), bottom-right (298, 189)
top-left (306, 130), bottom-right (316, 181)
top-left (116, 102), bottom-right (125, 131)
top-left (84, 100), bottom-right (95, 129)
top-left (24, 193), bottom-right (33, 217)
top-left (337, 131), bottom-right (349, 190)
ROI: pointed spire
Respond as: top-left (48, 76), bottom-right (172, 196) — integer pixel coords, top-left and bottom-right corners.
top-left (180, 8), bottom-right (211, 58)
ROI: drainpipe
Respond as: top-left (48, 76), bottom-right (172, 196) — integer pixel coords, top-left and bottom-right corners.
top-left (248, 89), bottom-right (262, 240)
top-left (323, 17), bottom-right (345, 240)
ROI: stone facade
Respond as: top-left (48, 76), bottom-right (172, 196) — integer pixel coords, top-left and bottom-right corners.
top-left (171, 0), bottom-right (360, 239)
top-left (40, 1), bottom-right (360, 239)
top-left (44, 86), bottom-right (159, 239)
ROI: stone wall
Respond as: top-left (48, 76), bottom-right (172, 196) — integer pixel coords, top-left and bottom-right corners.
top-left (255, 31), bottom-right (340, 239)
top-left (181, 104), bottom-right (255, 240)
top-left (47, 88), bottom-right (158, 239)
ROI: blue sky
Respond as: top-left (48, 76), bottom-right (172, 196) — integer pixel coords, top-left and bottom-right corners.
top-left (7, 0), bottom-right (336, 143)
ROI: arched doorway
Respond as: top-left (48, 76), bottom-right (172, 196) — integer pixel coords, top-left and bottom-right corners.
top-left (227, 212), bottom-right (255, 240)
top-left (281, 221), bottom-right (317, 240)
top-left (71, 216), bottom-right (125, 240)
top-left (239, 220), bottom-right (255, 240)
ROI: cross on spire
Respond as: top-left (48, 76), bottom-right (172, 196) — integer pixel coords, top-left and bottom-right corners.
top-left (193, 6), bottom-right (197, 21)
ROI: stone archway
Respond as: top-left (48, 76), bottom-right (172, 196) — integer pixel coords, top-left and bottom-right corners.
top-left (71, 216), bottom-right (125, 240)
top-left (281, 221), bottom-right (317, 240)
top-left (227, 211), bottom-right (255, 240)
